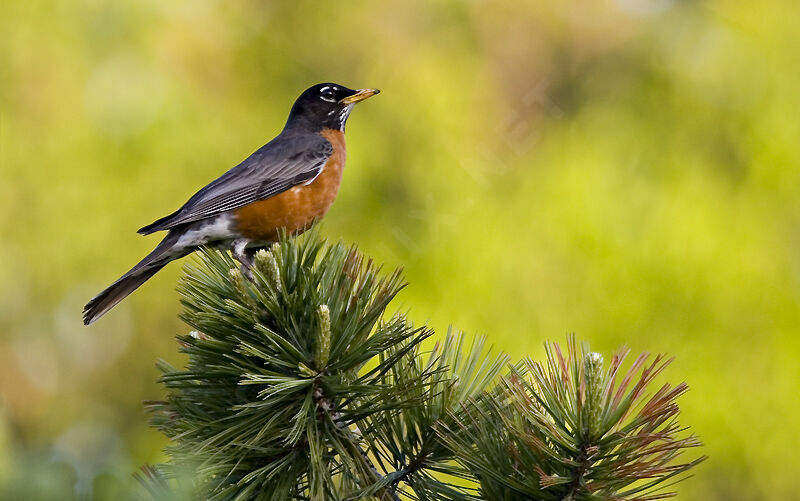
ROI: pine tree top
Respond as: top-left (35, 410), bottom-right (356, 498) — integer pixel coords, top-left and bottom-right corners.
top-left (140, 231), bottom-right (704, 500)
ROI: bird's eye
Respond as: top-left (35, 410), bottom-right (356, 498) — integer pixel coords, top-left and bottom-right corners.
top-left (320, 87), bottom-right (336, 103)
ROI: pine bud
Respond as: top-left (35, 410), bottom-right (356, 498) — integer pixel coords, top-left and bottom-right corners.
top-left (255, 248), bottom-right (281, 289)
top-left (584, 351), bottom-right (604, 439)
top-left (315, 304), bottom-right (331, 369)
top-left (229, 268), bottom-right (255, 306)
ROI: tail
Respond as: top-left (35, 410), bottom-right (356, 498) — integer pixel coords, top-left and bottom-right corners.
top-left (83, 232), bottom-right (184, 325)
top-left (83, 266), bottom-right (166, 325)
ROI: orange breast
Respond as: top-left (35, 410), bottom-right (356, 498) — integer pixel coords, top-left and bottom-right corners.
top-left (232, 129), bottom-right (346, 242)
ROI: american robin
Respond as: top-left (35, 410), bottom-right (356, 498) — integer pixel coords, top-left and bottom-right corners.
top-left (83, 83), bottom-right (379, 325)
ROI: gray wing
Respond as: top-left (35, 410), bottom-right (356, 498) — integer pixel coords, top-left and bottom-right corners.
top-left (138, 133), bottom-right (333, 234)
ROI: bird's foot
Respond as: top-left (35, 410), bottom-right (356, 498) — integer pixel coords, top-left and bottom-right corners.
top-left (231, 238), bottom-right (255, 281)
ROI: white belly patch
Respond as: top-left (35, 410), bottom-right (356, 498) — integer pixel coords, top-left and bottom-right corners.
top-left (174, 214), bottom-right (235, 249)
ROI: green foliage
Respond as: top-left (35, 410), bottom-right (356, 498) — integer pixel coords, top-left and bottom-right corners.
top-left (148, 232), bottom-right (427, 499)
top-left (144, 233), bottom-right (701, 500)
top-left (440, 340), bottom-right (705, 500)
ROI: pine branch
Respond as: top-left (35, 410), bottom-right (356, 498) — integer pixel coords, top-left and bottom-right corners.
top-left (141, 231), bottom-right (704, 500)
top-left (438, 336), bottom-right (707, 500)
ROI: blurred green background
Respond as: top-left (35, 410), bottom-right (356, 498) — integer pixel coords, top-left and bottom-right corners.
top-left (1, 0), bottom-right (798, 499)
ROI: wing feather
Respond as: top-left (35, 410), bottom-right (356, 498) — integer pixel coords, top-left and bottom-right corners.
top-left (138, 133), bottom-right (333, 234)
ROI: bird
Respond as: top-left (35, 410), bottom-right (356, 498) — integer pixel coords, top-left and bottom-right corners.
top-left (83, 83), bottom-right (379, 325)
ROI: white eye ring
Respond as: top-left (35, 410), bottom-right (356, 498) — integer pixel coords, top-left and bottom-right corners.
top-left (320, 86), bottom-right (336, 102)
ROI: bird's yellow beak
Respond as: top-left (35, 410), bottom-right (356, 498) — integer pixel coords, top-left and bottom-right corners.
top-left (340, 88), bottom-right (380, 105)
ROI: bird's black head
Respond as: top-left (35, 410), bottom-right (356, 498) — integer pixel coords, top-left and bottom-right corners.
top-left (284, 83), bottom-right (379, 133)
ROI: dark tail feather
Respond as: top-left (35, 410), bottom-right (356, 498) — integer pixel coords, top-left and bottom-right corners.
top-left (83, 232), bottom-right (183, 325)
top-left (83, 265), bottom-right (166, 325)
